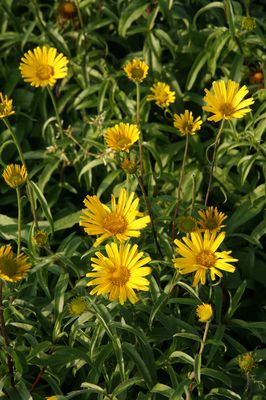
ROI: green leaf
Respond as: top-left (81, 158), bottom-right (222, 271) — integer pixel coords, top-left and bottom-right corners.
top-left (151, 383), bottom-right (174, 398)
top-left (112, 378), bottom-right (143, 396)
top-left (201, 368), bottom-right (232, 387)
top-left (27, 180), bottom-right (54, 234)
top-left (194, 353), bottom-right (201, 384)
top-left (149, 292), bottom-right (169, 327)
top-left (206, 388), bottom-right (241, 399)
top-left (54, 211), bottom-right (81, 232)
top-left (192, 2), bottom-right (224, 27)
top-left (97, 169), bottom-right (121, 198)
top-left (169, 351), bottom-right (194, 365)
top-left (118, 0), bottom-right (148, 37)
top-left (225, 281), bottom-right (247, 320)
top-left (185, 50), bottom-right (208, 91)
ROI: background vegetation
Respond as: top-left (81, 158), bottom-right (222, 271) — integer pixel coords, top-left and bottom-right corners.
top-left (0, 0), bottom-right (265, 399)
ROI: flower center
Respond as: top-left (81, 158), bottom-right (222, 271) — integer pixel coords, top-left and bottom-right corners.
top-left (196, 250), bottom-right (216, 268)
top-left (109, 266), bottom-right (130, 286)
top-left (183, 121), bottom-right (194, 133)
top-left (102, 213), bottom-right (127, 234)
top-left (131, 68), bottom-right (144, 79)
top-left (204, 218), bottom-right (218, 230)
top-left (36, 64), bottom-right (54, 80)
top-left (0, 256), bottom-right (17, 277)
top-left (117, 137), bottom-right (131, 148)
top-left (10, 173), bottom-right (23, 186)
top-left (220, 102), bottom-right (234, 116)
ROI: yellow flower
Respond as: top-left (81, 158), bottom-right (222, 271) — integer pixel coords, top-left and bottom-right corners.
top-left (0, 92), bottom-right (15, 118)
top-left (19, 46), bottom-right (69, 87)
top-left (32, 230), bottom-right (48, 247)
top-left (68, 297), bottom-right (87, 316)
top-left (104, 123), bottom-right (140, 152)
top-left (177, 216), bottom-right (198, 234)
top-left (2, 164), bottom-right (28, 189)
top-left (0, 245), bottom-right (31, 282)
top-left (196, 303), bottom-right (213, 322)
top-left (80, 188), bottom-right (150, 247)
top-left (238, 352), bottom-right (256, 373)
top-left (121, 158), bottom-right (138, 174)
top-left (203, 80), bottom-right (254, 122)
top-left (46, 396), bottom-right (60, 400)
top-left (173, 231), bottom-right (238, 286)
top-left (147, 82), bottom-right (176, 108)
top-left (87, 242), bottom-right (151, 304)
top-left (123, 59), bottom-right (149, 83)
top-left (197, 206), bottom-right (227, 233)
top-left (173, 110), bottom-right (202, 135)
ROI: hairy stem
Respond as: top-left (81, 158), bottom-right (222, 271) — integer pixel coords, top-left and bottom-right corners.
top-left (204, 119), bottom-right (224, 206)
top-left (0, 281), bottom-right (15, 387)
top-left (172, 133), bottom-right (189, 240)
top-left (47, 86), bottom-right (64, 139)
top-left (16, 187), bottom-right (22, 256)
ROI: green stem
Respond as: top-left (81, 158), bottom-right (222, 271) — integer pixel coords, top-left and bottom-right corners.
top-left (135, 83), bottom-right (144, 176)
top-left (16, 187), bottom-right (22, 256)
top-left (190, 173), bottom-right (196, 216)
top-left (2, 118), bottom-right (39, 230)
top-left (204, 119), bottom-right (225, 206)
top-left (199, 320), bottom-right (211, 355)
top-left (47, 86), bottom-right (64, 139)
top-left (172, 133), bottom-right (189, 241)
top-left (0, 281), bottom-right (15, 387)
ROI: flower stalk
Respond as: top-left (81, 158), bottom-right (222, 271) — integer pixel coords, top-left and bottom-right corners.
top-left (47, 86), bottom-right (64, 139)
top-left (16, 187), bottom-right (22, 256)
top-left (204, 119), bottom-right (224, 205)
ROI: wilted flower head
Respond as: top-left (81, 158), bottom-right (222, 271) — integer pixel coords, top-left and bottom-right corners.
top-left (58, 1), bottom-right (77, 19)
top-left (241, 16), bottom-right (256, 31)
top-left (147, 82), bottom-right (176, 108)
top-left (177, 216), bottom-right (198, 233)
top-left (123, 59), bottom-right (149, 83)
top-left (2, 164), bottom-right (28, 189)
top-left (121, 158), bottom-right (138, 174)
top-left (32, 230), bottom-right (49, 247)
top-left (249, 70), bottom-right (264, 85)
top-left (203, 80), bottom-right (254, 122)
top-left (238, 352), bottom-right (256, 373)
top-left (173, 110), bottom-right (202, 136)
top-left (196, 303), bottom-right (213, 322)
top-left (20, 46), bottom-right (69, 87)
top-left (0, 92), bottom-right (15, 119)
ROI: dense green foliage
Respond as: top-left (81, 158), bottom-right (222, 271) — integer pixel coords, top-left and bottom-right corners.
top-left (0, 0), bottom-right (266, 399)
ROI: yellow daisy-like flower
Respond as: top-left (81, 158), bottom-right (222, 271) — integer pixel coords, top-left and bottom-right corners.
top-left (19, 46), bottom-right (69, 87)
top-left (196, 303), bottom-right (213, 323)
top-left (203, 80), bottom-right (254, 122)
top-left (147, 82), bottom-right (176, 108)
top-left (2, 164), bottom-right (28, 189)
top-left (173, 110), bottom-right (202, 136)
top-left (0, 92), bottom-right (15, 119)
top-left (173, 231), bottom-right (238, 287)
top-left (0, 245), bottom-right (31, 282)
top-left (68, 297), bottom-right (87, 316)
top-left (104, 123), bottom-right (140, 152)
top-left (123, 59), bottom-right (149, 83)
top-left (80, 188), bottom-right (150, 247)
top-left (197, 206), bottom-right (227, 233)
top-left (87, 242), bottom-right (151, 304)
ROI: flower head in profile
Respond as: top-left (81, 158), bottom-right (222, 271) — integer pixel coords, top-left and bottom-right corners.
top-left (177, 216), bottom-right (198, 234)
top-left (173, 231), bottom-right (237, 286)
top-left (2, 164), bottom-right (28, 189)
top-left (87, 242), bottom-right (151, 304)
top-left (0, 245), bottom-right (31, 282)
top-left (80, 188), bottom-right (150, 247)
top-left (121, 158), bottom-right (138, 174)
top-left (0, 92), bottom-right (15, 119)
top-left (147, 82), bottom-right (176, 108)
top-left (173, 110), bottom-right (202, 136)
top-left (197, 206), bottom-right (227, 233)
top-left (68, 297), bottom-right (87, 316)
top-left (123, 59), bottom-right (149, 83)
top-left (104, 123), bottom-right (140, 152)
top-left (19, 46), bottom-right (69, 87)
top-left (196, 303), bottom-right (213, 323)
top-left (203, 80), bottom-right (254, 122)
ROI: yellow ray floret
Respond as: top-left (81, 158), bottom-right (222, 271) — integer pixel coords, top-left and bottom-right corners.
top-left (203, 79), bottom-right (254, 122)
top-left (2, 164), bottom-right (28, 189)
top-left (123, 59), bottom-right (149, 83)
top-left (0, 92), bottom-right (15, 118)
top-left (104, 123), bottom-right (140, 152)
top-left (19, 46), bottom-right (69, 87)
top-left (196, 303), bottom-right (213, 323)
top-left (173, 110), bottom-right (202, 136)
top-left (0, 245), bottom-right (31, 282)
top-left (87, 242), bottom-right (151, 304)
top-left (80, 188), bottom-right (150, 247)
top-left (173, 231), bottom-right (237, 286)
top-left (197, 206), bottom-right (227, 233)
top-left (147, 82), bottom-right (176, 108)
